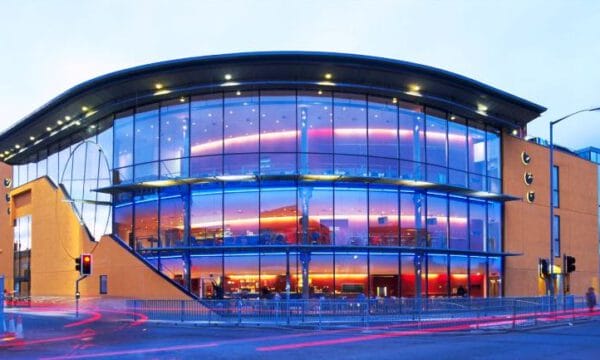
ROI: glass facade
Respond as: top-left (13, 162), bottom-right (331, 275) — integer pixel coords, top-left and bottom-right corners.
top-left (11, 89), bottom-right (506, 299)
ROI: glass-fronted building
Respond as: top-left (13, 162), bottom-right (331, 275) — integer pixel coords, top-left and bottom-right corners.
top-left (0, 52), bottom-right (547, 299)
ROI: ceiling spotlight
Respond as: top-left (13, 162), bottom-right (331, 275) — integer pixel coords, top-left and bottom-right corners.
top-left (324, 73), bottom-right (332, 80)
top-left (57, 120), bottom-right (63, 125)
top-left (236, 90), bottom-right (241, 96)
top-left (155, 83), bottom-right (163, 90)
top-left (14, 144), bottom-right (20, 149)
top-left (65, 116), bottom-right (71, 121)
top-left (318, 90), bottom-right (323, 95)
top-left (82, 106), bottom-right (89, 112)
top-left (74, 120), bottom-right (81, 126)
top-left (29, 136), bottom-right (35, 141)
top-left (224, 74), bottom-right (232, 80)
top-left (392, 97), bottom-right (398, 104)
top-left (46, 126), bottom-right (52, 132)
top-left (179, 97), bottom-right (186, 103)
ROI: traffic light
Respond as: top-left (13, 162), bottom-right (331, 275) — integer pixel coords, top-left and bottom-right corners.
top-left (539, 258), bottom-right (549, 278)
top-left (564, 255), bottom-right (576, 274)
top-left (81, 254), bottom-right (92, 275)
top-left (75, 254), bottom-right (92, 275)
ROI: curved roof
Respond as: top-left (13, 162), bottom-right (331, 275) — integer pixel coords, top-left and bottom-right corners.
top-left (0, 51), bottom-right (546, 164)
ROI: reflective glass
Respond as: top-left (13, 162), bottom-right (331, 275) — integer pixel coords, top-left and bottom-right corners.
top-left (297, 91), bottom-right (332, 155)
top-left (448, 117), bottom-right (467, 171)
top-left (96, 118), bottom-right (113, 169)
top-left (223, 184), bottom-right (258, 246)
top-left (190, 155), bottom-right (222, 177)
top-left (427, 254), bottom-right (448, 297)
top-left (488, 256), bottom-right (502, 297)
top-left (134, 107), bottom-right (159, 181)
top-left (160, 100), bottom-right (189, 178)
top-left (160, 253), bottom-right (187, 288)
top-left (369, 187), bottom-right (399, 246)
top-left (487, 201), bottom-right (502, 252)
top-left (260, 153), bottom-right (296, 175)
top-left (114, 203), bottom-right (133, 244)
top-left (425, 108), bottom-right (447, 167)
top-left (486, 129), bottom-right (501, 179)
top-left (309, 252), bottom-right (333, 298)
top-left (260, 252), bottom-right (295, 297)
top-left (427, 194), bottom-right (448, 248)
top-left (334, 93), bottom-right (367, 156)
top-left (224, 91), bottom-right (258, 154)
top-left (400, 191), bottom-right (426, 247)
top-left (224, 253), bottom-right (258, 298)
top-left (468, 124), bottom-right (486, 175)
top-left (334, 186), bottom-right (367, 246)
top-left (191, 253), bottom-right (223, 299)
top-left (470, 256), bottom-right (487, 297)
top-left (469, 200), bottom-right (486, 251)
top-left (160, 187), bottom-right (186, 248)
top-left (134, 191), bottom-right (159, 250)
top-left (369, 252), bottom-right (399, 297)
top-left (260, 91), bottom-right (296, 152)
top-left (449, 197), bottom-right (468, 250)
top-left (335, 252), bottom-right (368, 297)
top-left (368, 96), bottom-right (398, 158)
top-left (450, 255), bottom-right (469, 297)
top-left (191, 94), bottom-right (223, 157)
top-left (298, 185), bottom-right (333, 245)
top-left (37, 150), bottom-right (47, 179)
top-left (113, 113), bottom-right (134, 169)
top-left (223, 154), bottom-right (258, 175)
top-left (399, 101), bottom-right (424, 163)
top-left (260, 184), bottom-right (297, 245)
top-left (191, 183), bottom-right (223, 246)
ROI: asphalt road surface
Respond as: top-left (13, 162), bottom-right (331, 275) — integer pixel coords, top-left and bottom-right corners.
top-left (1, 308), bottom-right (599, 359)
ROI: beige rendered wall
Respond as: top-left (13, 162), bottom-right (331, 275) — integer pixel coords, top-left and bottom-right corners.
top-left (9, 176), bottom-right (190, 300)
top-left (503, 135), bottom-right (599, 296)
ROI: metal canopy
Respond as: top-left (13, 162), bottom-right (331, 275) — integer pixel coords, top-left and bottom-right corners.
top-left (0, 51), bottom-right (546, 164)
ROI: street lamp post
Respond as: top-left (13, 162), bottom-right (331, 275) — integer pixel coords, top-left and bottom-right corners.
top-left (549, 107), bottom-right (600, 296)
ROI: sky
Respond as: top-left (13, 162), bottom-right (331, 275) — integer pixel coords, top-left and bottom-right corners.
top-left (1, 0), bottom-right (599, 150)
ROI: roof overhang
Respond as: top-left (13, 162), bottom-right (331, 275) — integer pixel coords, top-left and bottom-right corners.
top-left (0, 51), bottom-right (546, 164)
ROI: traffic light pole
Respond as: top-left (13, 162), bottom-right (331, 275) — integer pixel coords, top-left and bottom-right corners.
top-left (75, 275), bottom-right (88, 318)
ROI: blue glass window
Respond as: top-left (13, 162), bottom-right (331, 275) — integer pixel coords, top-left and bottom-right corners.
top-left (427, 254), bottom-right (448, 297)
top-left (468, 124), bottom-right (486, 191)
top-left (369, 187), bottom-right (399, 246)
top-left (191, 254), bottom-right (223, 299)
top-left (369, 253), bottom-right (399, 297)
top-left (449, 197), bottom-right (468, 250)
top-left (297, 185), bottom-right (333, 245)
top-left (134, 106), bottom-right (159, 181)
top-left (488, 256), bottom-right (502, 297)
top-left (335, 252), bottom-right (368, 296)
top-left (224, 253), bottom-right (258, 298)
top-left (399, 101), bottom-right (425, 163)
top-left (400, 191), bottom-right (425, 247)
top-left (368, 96), bottom-right (398, 159)
top-left (224, 91), bottom-right (258, 154)
top-left (450, 255), bottom-right (468, 296)
top-left (160, 187), bottom-right (186, 248)
top-left (427, 194), bottom-right (448, 248)
top-left (469, 200), bottom-right (486, 251)
top-left (133, 191), bottom-right (159, 250)
top-left (486, 129), bottom-right (501, 180)
top-left (223, 184), bottom-right (258, 246)
top-left (297, 91), bottom-right (332, 154)
top-left (259, 183), bottom-right (297, 245)
top-left (334, 185), bottom-right (367, 246)
top-left (160, 99), bottom-right (189, 178)
top-left (334, 93), bottom-right (367, 156)
top-left (191, 183), bottom-right (223, 246)
top-left (487, 201), bottom-right (502, 252)
top-left (191, 94), bottom-right (223, 157)
top-left (425, 108), bottom-right (447, 167)
top-left (113, 112), bottom-right (133, 170)
top-left (260, 91), bottom-right (296, 153)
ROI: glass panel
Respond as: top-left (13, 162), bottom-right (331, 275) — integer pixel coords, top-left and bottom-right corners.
top-left (470, 256), bottom-right (487, 297)
top-left (27, 155), bottom-right (37, 182)
top-left (486, 129), bottom-right (501, 179)
top-left (190, 155), bottom-right (222, 177)
top-left (369, 252), bottom-right (399, 298)
top-left (400, 191), bottom-right (426, 247)
top-left (448, 116), bottom-right (467, 171)
top-left (223, 184), bottom-right (258, 246)
top-left (427, 194), bottom-right (448, 248)
top-left (488, 256), bottom-right (502, 297)
top-left (427, 254), bottom-right (448, 297)
top-left (260, 252), bottom-right (295, 298)
top-left (487, 201), bottom-right (502, 252)
top-left (450, 255), bottom-right (469, 297)
top-left (401, 253), bottom-right (423, 297)
top-left (334, 154), bottom-right (367, 177)
top-left (297, 90), bottom-right (332, 155)
top-left (114, 203), bottom-right (133, 244)
top-left (468, 124), bottom-right (486, 176)
top-left (309, 252), bottom-right (334, 298)
top-left (134, 191), bottom-right (159, 250)
top-left (224, 91), bottom-right (259, 154)
top-left (335, 252), bottom-right (368, 298)
top-left (191, 253), bottom-right (223, 299)
top-left (400, 159), bottom-right (424, 181)
top-left (334, 93), bottom-right (367, 155)
top-left (260, 153), bottom-right (296, 175)
top-left (113, 113), bottom-right (134, 169)
top-left (399, 101), bottom-right (424, 163)
top-left (368, 96), bottom-right (398, 158)
top-left (469, 200), bottom-right (486, 251)
top-left (298, 185), bottom-right (333, 245)
top-left (223, 154), bottom-right (258, 175)
top-left (553, 215), bottom-right (560, 258)
top-left (449, 197), bottom-right (468, 250)
top-left (37, 150), bottom-right (47, 178)
top-left (369, 157), bottom-right (398, 178)
top-left (425, 108), bottom-right (447, 167)
top-left (19, 164), bottom-right (28, 185)
top-left (369, 187), bottom-right (399, 246)
top-left (334, 185), bottom-right (367, 246)
top-left (224, 253), bottom-right (259, 298)
top-left (191, 183), bottom-right (223, 246)
top-left (260, 183), bottom-right (297, 245)
top-left (191, 94), bottom-right (223, 157)
top-left (160, 187), bottom-right (185, 248)
top-left (160, 252), bottom-right (187, 289)
top-left (260, 90), bottom-right (296, 152)
top-left (160, 100), bottom-right (189, 178)
top-left (134, 107), bottom-right (159, 181)
top-left (97, 120), bottom-right (113, 170)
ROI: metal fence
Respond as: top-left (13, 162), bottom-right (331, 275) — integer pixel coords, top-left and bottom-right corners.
top-left (126, 296), bottom-right (594, 329)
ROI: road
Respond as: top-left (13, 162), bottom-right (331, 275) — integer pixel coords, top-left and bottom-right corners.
top-left (1, 307), bottom-right (599, 359)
